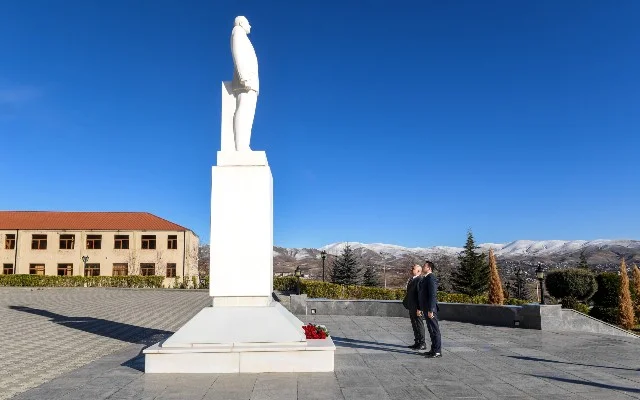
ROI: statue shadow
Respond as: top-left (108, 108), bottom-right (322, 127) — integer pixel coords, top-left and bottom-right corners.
top-left (9, 305), bottom-right (172, 345)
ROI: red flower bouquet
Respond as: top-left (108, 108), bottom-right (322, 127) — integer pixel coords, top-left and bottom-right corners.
top-left (302, 323), bottom-right (329, 339)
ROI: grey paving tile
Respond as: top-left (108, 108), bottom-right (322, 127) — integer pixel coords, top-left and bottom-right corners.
top-left (341, 386), bottom-right (392, 400)
top-left (4, 288), bottom-right (640, 400)
top-left (426, 382), bottom-right (483, 398)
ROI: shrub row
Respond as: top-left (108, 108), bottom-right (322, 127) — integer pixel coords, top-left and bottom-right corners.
top-left (545, 268), bottom-right (597, 302)
top-left (588, 272), bottom-right (622, 324)
top-left (0, 274), bottom-right (164, 288)
top-left (273, 277), bottom-right (529, 305)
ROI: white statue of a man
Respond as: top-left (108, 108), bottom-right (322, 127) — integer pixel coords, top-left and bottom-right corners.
top-left (231, 16), bottom-right (259, 152)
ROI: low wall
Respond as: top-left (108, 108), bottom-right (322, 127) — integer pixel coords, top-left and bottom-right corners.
top-left (286, 295), bottom-right (639, 339)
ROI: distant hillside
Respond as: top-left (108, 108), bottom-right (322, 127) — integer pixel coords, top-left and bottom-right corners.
top-left (200, 239), bottom-right (640, 289)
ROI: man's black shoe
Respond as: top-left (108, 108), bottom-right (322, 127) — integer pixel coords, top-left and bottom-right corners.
top-left (418, 344), bottom-right (427, 350)
top-left (425, 352), bottom-right (442, 358)
top-left (408, 344), bottom-right (420, 349)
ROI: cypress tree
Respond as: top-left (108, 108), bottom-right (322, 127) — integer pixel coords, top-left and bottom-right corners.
top-left (488, 248), bottom-right (505, 305)
top-left (632, 264), bottom-right (640, 320)
top-left (618, 259), bottom-right (635, 330)
top-left (452, 230), bottom-right (489, 296)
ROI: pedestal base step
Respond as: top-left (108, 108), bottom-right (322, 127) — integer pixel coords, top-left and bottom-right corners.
top-left (144, 338), bottom-right (335, 373)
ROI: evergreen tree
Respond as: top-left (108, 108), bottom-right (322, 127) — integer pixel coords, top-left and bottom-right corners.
top-left (329, 244), bottom-right (361, 285)
top-left (362, 265), bottom-right (378, 287)
top-left (577, 250), bottom-right (589, 269)
top-left (488, 249), bottom-right (505, 305)
top-left (452, 230), bottom-right (489, 296)
top-left (632, 264), bottom-right (640, 319)
top-left (619, 259), bottom-right (635, 330)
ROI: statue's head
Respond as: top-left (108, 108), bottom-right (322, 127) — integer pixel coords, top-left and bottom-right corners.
top-left (234, 16), bottom-right (251, 34)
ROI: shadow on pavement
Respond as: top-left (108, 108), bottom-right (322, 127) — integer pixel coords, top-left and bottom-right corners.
top-left (332, 336), bottom-right (420, 355)
top-left (532, 375), bottom-right (640, 394)
top-left (9, 305), bottom-right (172, 345)
top-left (510, 355), bottom-right (640, 372)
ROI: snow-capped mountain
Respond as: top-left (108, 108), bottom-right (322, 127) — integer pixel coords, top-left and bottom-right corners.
top-left (315, 239), bottom-right (640, 259)
top-left (272, 239), bottom-right (640, 279)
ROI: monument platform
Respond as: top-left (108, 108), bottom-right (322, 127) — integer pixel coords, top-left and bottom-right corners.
top-left (143, 302), bottom-right (335, 373)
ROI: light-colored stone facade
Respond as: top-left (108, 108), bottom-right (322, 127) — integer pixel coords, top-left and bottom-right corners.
top-left (0, 229), bottom-right (199, 287)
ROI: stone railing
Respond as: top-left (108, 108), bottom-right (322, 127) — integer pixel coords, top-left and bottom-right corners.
top-left (283, 294), bottom-right (639, 339)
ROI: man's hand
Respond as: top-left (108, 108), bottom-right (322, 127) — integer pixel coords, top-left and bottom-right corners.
top-left (427, 311), bottom-right (434, 319)
top-left (417, 310), bottom-right (423, 317)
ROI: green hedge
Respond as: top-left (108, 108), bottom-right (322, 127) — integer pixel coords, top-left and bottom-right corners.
top-left (545, 268), bottom-right (597, 302)
top-left (561, 296), bottom-right (591, 314)
top-left (0, 274), bottom-right (164, 288)
top-left (590, 305), bottom-right (618, 325)
top-left (591, 272), bottom-right (620, 308)
top-left (588, 272), bottom-right (621, 324)
top-left (273, 277), bottom-right (530, 305)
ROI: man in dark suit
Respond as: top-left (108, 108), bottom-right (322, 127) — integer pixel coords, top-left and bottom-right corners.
top-left (418, 261), bottom-right (442, 358)
top-left (403, 264), bottom-right (425, 350)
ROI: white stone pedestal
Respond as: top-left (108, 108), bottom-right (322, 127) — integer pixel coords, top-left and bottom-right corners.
top-left (143, 150), bottom-right (335, 373)
top-left (144, 302), bottom-right (335, 373)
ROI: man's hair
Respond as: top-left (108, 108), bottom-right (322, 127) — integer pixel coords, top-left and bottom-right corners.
top-left (423, 261), bottom-right (435, 271)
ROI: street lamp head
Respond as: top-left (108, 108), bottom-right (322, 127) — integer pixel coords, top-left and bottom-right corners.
top-left (320, 250), bottom-right (326, 259)
top-left (294, 266), bottom-right (301, 278)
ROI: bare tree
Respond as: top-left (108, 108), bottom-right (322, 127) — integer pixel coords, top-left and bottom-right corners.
top-left (127, 251), bottom-right (140, 276)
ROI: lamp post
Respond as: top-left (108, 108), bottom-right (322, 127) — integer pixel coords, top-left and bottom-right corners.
top-left (81, 255), bottom-right (89, 276)
top-left (514, 267), bottom-right (522, 299)
top-left (379, 252), bottom-right (387, 289)
top-left (294, 266), bottom-right (302, 295)
top-left (320, 250), bottom-right (326, 282)
top-left (535, 263), bottom-right (545, 305)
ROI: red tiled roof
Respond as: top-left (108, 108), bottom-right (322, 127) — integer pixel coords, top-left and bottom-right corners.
top-left (0, 211), bottom-right (189, 231)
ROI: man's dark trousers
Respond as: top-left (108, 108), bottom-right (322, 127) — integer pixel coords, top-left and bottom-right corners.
top-left (425, 312), bottom-right (441, 353)
top-left (409, 309), bottom-right (425, 346)
top-left (418, 273), bottom-right (442, 354)
top-left (405, 276), bottom-right (424, 346)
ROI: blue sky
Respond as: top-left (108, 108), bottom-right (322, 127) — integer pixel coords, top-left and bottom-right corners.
top-left (1, 1), bottom-right (638, 248)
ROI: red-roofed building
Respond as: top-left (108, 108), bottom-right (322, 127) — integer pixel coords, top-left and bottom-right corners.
top-left (0, 211), bottom-right (199, 286)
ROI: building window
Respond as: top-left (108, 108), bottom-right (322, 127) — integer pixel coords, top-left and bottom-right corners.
top-left (168, 235), bottom-right (178, 250)
top-left (141, 235), bottom-right (156, 250)
top-left (59, 234), bottom-right (75, 250)
top-left (31, 234), bottom-right (47, 250)
top-left (166, 263), bottom-right (177, 278)
top-left (29, 264), bottom-right (45, 275)
top-left (86, 235), bottom-right (102, 249)
top-left (5, 234), bottom-right (16, 249)
top-left (84, 263), bottom-right (100, 276)
top-left (141, 263), bottom-right (155, 276)
top-left (113, 263), bottom-right (128, 276)
top-left (57, 264), bottom-right (73, 276)
top-left (114, 235), bottom-right (129, 249)
top-left (2, 264), bottom-right (13, 274)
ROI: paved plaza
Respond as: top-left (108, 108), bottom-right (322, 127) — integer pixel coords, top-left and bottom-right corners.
top-left (1, 288), bottom-right (639, 399)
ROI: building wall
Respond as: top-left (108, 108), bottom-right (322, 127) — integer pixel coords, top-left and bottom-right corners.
top-left (0, 230), bottom-right (199, 287)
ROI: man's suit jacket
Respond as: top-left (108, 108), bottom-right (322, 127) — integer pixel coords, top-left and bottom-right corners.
top-left (418, 273), bottom-right (440, 313)
top-left (403, 276), bottom-right (422, 311)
